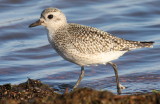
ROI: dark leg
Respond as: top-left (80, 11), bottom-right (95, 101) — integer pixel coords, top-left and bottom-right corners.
top-left (108, 62), bottom-right (122, 95)
top-left (73, 66), bottom-right (85, 89)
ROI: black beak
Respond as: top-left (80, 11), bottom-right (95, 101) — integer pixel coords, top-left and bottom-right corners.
top-left (29, 20), bottom-right (42, 28)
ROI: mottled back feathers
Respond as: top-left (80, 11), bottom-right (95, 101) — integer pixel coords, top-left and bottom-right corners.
top-left (53, 23), bottom-right (154, 54)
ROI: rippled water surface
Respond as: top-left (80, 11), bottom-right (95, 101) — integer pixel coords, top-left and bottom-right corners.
top-left (0, 0), bottom-right (160, 94)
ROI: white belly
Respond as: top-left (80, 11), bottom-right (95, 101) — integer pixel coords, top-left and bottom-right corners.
top-left (61, 50), bottom-right (127, 66)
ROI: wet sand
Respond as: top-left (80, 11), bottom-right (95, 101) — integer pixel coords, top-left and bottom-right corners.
top-left (0, 79), bottom-right (159, 104)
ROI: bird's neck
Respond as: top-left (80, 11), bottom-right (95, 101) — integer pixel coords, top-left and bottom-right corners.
top-left (47, 22), bottom-right (67, 33)
top-left (46, 22), bottom-right (68, 39)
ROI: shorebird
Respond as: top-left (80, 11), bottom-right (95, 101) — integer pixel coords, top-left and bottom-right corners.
top-left (29, 8), bottom-right (154, 94)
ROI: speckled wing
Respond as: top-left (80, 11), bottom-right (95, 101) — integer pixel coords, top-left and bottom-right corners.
top-left (67, 23), bottom-right (153, 54)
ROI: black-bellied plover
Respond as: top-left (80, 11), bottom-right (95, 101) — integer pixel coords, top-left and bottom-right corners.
top-left (29, 8), bottom-right (154, 94)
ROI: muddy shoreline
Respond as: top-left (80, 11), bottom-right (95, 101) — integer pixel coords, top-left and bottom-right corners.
top-left (0, 79), bottom-right (159, 104)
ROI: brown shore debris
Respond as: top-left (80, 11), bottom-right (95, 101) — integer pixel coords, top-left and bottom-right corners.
top-left (0, 79), bottom-right (160, 104)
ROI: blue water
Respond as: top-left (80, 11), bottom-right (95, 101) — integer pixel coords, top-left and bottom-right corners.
top-left (0, 0), bottom-right (160, 94)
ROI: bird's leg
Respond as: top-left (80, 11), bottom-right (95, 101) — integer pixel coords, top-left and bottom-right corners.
top-left (73, 66), bottom-right (85, 89)
top-left (108, 62), bottom-right (125, 95)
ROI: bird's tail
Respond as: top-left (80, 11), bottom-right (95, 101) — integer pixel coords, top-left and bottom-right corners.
top-left (138, 41), bottom-right (154, 48)
top-left (122, 40), bottom-right (154, 51)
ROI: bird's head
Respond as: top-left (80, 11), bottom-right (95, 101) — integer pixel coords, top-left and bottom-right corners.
top-left (29, 8), bottom-right (67, 31)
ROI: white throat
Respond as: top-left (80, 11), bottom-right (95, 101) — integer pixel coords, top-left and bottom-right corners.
top-left (47, 20), bottom-right (67, 31)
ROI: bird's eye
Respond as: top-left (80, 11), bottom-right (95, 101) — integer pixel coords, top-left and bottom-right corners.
top-left (48, 14), bottom-right (53, 19)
